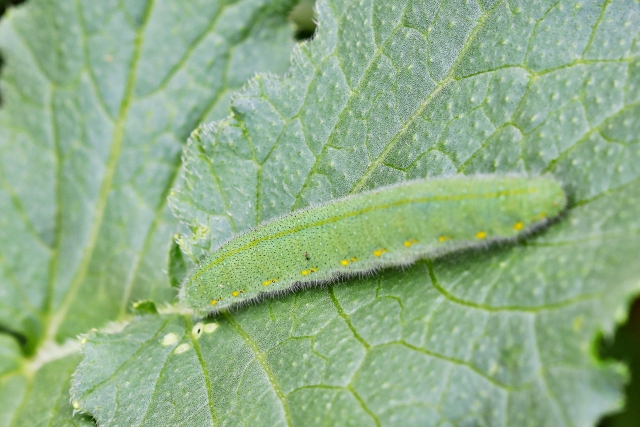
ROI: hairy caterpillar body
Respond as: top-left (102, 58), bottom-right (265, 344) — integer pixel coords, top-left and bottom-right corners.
top-left (180, 175), bottom-right (566, 314)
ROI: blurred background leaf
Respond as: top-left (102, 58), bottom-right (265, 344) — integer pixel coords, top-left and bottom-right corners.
top-left (0, 0), bottom-right (304, 424)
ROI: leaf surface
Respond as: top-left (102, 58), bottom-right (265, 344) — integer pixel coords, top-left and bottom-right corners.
top-left (74, 0), bottom-right (640, 425)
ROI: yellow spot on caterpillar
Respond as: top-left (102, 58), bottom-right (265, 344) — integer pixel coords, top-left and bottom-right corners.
top-left (573, 316), bottom-right (584, 332)
top-left (373, 248), bottom-right (386, 257)
top-left (539, 212), bottom-right (546, 219)
top-left (210, 299), bottom-right (218, 306)
top-left (301, 269), bottom-right (310, 275)
top-left (438, 236), bottom-right (451, 242)
top-left (310, 267), bottom-right (318, 273)
top-left (350, 257), bottom-right (358, 262)
top-left (514, 221), bottom-right (524, 230)
top-left (262, 280), bottom-right (271, 286)
top-left (404, 239), bottom-right (418, 247)
top-left (476, 231), bottom-right (487, 239)
top-left (340, 259), bottom-right (350, 266)
top-left (232, 291), bottom-right (240, 297)
top-left (72, 401), bottom-right (80, 410)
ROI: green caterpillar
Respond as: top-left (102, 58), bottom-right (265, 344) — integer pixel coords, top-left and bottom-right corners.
top-left (180, 175), bottom-right (566, 313)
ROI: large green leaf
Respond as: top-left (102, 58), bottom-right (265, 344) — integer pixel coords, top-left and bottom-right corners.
top-left (0, 336), bottom-right (93, 427)
top-left (0, 0), bottom-right (299, 424)
top-left (71, 0), bottom-right (640, 425)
